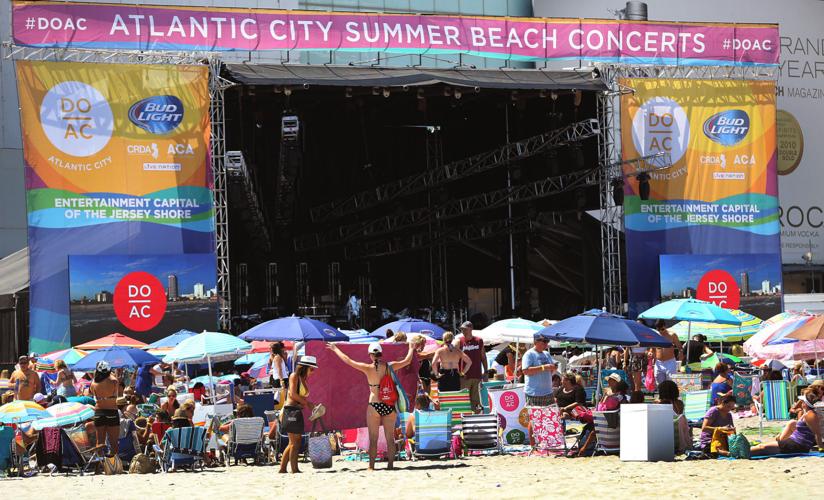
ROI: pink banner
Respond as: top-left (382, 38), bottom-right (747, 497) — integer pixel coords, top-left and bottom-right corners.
top-left (304, 342), bottom-right (419, 431)
top-left (13, 2), bottom-right (778, 66)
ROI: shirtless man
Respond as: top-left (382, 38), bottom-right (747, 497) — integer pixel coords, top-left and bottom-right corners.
top-left (651, 320), bottom-right (682, 385)
top-left (431, 332), bottom-right (472, 392)
top-left (10, 355), bottom-right (40, 401)
top-left (327, 341), bottom-right (414, 471)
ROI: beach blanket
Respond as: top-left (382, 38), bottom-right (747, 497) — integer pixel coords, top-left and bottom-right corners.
top-left (719, 451), bottom-right (824, 460)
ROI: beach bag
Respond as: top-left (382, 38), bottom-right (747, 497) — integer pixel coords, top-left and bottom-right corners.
top-left (728, 433), bottom-right (751, 459)
top-left (378, 372), bottom-right (398, 405)
top-left (102, 454), bottom-right (124, 475)
top-left (644, 363), bottom-right (656, 392)
top-left (387, 364), bottom-right (409, 413)
top-left (308, 419), bottom-right (333, 469)
top-left (128, 453), bottom-right (155, 474)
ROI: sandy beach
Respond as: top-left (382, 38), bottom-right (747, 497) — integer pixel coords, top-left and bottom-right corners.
top-left (2, 415), bottom-right (820, 499)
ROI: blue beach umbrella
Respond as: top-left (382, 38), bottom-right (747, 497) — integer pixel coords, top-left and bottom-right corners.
top-left (239, 316), bottom-right (348, 342)
top-left (72, 346), bottom-right (160, 371)
top-left (234, 352), bottom-right (269, 365)
top-left (146, 329), bottom-right (198, 350)
top-left (539, 309), bottom-right (673, 347)
top-left (370, 318), bottom-right (446, 340)
top-left (638, 299), bottom-right (742, 325)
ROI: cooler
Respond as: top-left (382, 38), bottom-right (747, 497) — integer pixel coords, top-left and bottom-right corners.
top-left (619, 404), bottom-right (674, 462)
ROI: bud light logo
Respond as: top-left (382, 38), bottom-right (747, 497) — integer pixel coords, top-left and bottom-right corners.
top-left (703, 110), bottom-right (749, 146)
top-left (128, 95), bottom-right (184, 134)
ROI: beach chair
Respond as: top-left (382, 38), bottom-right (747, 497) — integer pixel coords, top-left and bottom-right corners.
top-left (438, 390), bottom-right (473, 430)
top-left (225, 417), bottom-right (266, 466)
top-left (584, 386), bottom-right (597, 406)
top-left (461, 413), bottom-right (501, 455)
top-left (481, 381), bottom-right (507, 414)
top-left (815, 404), bottom-right (824, 441)
top-left (156, 426), bottom-right (208, 472)
top-left (732, 373), bottom-right (755, 406)
top-left (118, 419), bottom-right (140, 465)
top-left (410, 409), bottom-right (453, 460)
top-left (395, 412), bottom-right (411, 460)
top-left (271, 417), bottom-right (308, 462)
top-left (243, 392), bottom-right (276, 419)
top-left (682, 390), bottom-right (712, 428)
top-left (592, 410), bottom-right (620, 455)
top-left (600, 370), bottom-right (628, 389)
top-left (527, 406), bottom-right (566, 454)
top-left (670, 374), bottom-right (703, 394)
top-left (61, 425), bottom-right (106, 475)
top-left (760, 380), bottom-right (790, 420)
top-left (0, 426), bottom-right (14, 477)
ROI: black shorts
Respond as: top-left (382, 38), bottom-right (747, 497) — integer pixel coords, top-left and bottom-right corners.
top-left (280, 406), bottom-right (304, 435)
top-left (778, 438), bottom-right (811, 454)
top-left (93, 409), bottom-right (119, 427)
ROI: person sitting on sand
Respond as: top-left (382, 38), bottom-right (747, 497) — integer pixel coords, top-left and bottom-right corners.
top-left (431, 332), bottom-right (472, 392)
top-left (710, 362), bottom-right (733, 405)
top-left (699, 394), bottom-right (736, 455)
top-left (656, 380), bottom-right (690, 453)
top-left (751, 388), bottom-right (824, 456)
top-left (327, 341), bottom-right (414, 471)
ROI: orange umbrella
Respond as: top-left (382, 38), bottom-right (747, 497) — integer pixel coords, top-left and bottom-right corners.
top-left (250, 341), bottom-right (272, 353)
top-left (75, 332), bottom-right (147, 350)
top-left (785, 315), bottom-right (824, 341)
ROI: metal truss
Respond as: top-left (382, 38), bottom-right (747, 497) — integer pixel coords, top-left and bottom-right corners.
top-left (346, 211), bottom-right (573, 259)
top-left (209, 58), bottom-right (236, 332)
top-left (605, 63), bottom-right (779, 81)
top-left (309, 118), bottom-right (600, 223)
top-left (225, 151), bottom-right (271, 252)
top-left (2, 42), bottom-right (207, 64)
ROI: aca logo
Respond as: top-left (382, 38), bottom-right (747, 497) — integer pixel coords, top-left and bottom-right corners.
top-left (39, 81), bottom-right (114, 157)
top-left (703, 110), bottom-right (750, 146)
top-left (631, 97), bottom-right (690, 164)
top-left (128, 95), bottom-right (184, 134)
top-left (113, 271), bottom-right (167, 332)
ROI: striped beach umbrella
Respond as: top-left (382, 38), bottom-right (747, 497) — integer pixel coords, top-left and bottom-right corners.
top-left (32, 402), bottom-right (94, 430)
top-left (75, 332), bottom-right (147, 350)
top-left (40, 348), bottom-right (89, 367)
top-left (671, 309), bottom-right (763, 343)
top-left (0, 401), bottom-right (48, 424)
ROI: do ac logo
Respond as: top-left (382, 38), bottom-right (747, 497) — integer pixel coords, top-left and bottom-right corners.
top-left (39, 81), bottom-right (114, 157)
top-left (113, 271), bottom-right (167, 332)
top-left (631, 97), bottom-right (690, 164)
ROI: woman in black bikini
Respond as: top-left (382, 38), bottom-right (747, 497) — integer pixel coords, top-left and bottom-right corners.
top-left (90, 361), bottom-right (121, 456)
top-left (327, 341), bottom-right (414, 471)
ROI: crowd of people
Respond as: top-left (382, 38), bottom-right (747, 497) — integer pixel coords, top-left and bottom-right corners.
top-left (2, 320), bottom-right (824, 476)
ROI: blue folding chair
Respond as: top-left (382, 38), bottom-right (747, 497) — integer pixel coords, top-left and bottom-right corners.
top-left (156, 426), bottom-right (208, 472)
top-left (411, 409), bottom-right (453, 460)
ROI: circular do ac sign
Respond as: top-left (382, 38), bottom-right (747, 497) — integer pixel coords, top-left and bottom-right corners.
top-left (113, 271), bottom-right (167, 332)
top-left (696, 269), bottom-right (740, 310)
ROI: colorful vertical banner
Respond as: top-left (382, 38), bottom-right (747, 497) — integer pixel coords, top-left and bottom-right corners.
top-left (620, 79), bottom-right (781, 317)
top-left (16, 61), bottom-right (216, 352)
top-left (489, 385), bottom-right (528, 445)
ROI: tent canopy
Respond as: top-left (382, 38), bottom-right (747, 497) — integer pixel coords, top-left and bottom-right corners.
top-left (224, 64), bottom-right (607, 91)
top-left (0, 247), bottom-right (29, 295)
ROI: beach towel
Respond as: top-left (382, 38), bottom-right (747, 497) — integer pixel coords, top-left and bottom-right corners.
top-left (762, 381), bottom-right (790, 420)
top-left (719, 451), bottom-right (824, 460)
top-left (732, 373), bottom-right (755, 406)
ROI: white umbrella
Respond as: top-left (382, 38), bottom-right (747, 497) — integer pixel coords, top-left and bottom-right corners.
top-left (163, 331), bottom-right (251, 401)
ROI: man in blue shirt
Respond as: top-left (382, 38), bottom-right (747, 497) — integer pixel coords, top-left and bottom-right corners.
top-left (521, 333), bottom-right (557, 406)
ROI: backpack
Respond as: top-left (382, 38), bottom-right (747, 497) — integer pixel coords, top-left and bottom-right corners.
top-left (378, 372), bottom-right (398, 405)
top-left (728, 433), bottom-right (751, 459)
top-left (102, 454), bottom-right (123, 475)
top-left (128, 453), bottom-right (155, 474)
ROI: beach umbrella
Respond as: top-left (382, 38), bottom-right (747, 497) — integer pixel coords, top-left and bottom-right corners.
top-left (32, 402), bottom-right (94, 430)
top-left (476, 318), bottom-right (543, 344)
top-left (744, 312), bottom-right (813, 359)
top-left (639, 299), bottom-right (743, 325)
top-left (700, 352), bottom-right (742, 370)
top-left (568, 350), bottom-right (598, 367)
top-left (539, 309), bottom-right (673, 347)
top-left (163, 331), bottom-right (251, 397)
top-left (190, 375), bottom-right (236, 385)
top-left (145, 330), bottom-right (197, 354)
top-left (40, 348), bottom-right (88, 367)
top-left (370, 318), bottom-right (445, 340)
top-left (239, 316), bottom-right (348, 342)
top-left (234, 352), bottom-right (269, 365)
top-left (75, 333), bottom-right (147, 350)
top-left (0, 401), bottom-right (47, 424)
top-left (341, 329), bottom-right (383, 344)
top-left (783, 314), bottom-right (824, 341)
top-left (72, 346), bottom-right (160, 371)
top-left (670, 309), bottom-right (762, 343)
top-left (247, 357), bottom-right (271, 380)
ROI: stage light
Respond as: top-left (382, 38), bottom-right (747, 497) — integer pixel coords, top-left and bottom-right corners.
top-left (511, 90), bottom-right (518, 101)
top-left (283, 87), bottom-right (292, 96)
top-left (474, 86), bottom-right (480, 93)
top-left (636, 172), bottom-right (651, 201)
top-left (539, 90), bottom-right (547, 98)
top-left (382, 88), bottom-right (391, 98)
top-left (611, 178), bottom-right (624, 205)
top-left (345, 87), bottom-right (353, 98)
top-left (574, 90), bottom-right (583, 107)
top-left (417, 88), bottom-right (425, 99)
top-left (372, 87), bottom-right (380, 96)
top-left (443, 87), bottom-right (452, 97)
top-left (551, 92), bottom-right (558, 101)
top-left (454, 89), bottom-right (462, 99)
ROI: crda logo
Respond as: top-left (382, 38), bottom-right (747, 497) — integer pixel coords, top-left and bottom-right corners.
top-left (700, 154), bottom-right (727, 169)
top-left (127, 143), bottom-right (159, 159)
top-left (631, 97), bottom-right (690, 164)
top-left (40, 81), bottom-right (113, 157)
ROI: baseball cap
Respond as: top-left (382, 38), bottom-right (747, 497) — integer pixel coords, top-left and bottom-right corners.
top-left (533, 333), bottom-right (550, 342)
top-left (460, 321), bottom-right (473, 330)
top-left (33, 393), bottom-right (46, 404)
top-left (368, 342), bottom-right (383, 354)
top-left (607, 373), bottom-right (622, 383)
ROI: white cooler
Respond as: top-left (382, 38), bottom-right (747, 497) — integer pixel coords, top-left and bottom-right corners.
top-left (619, 404), bottom-right (675, 462)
